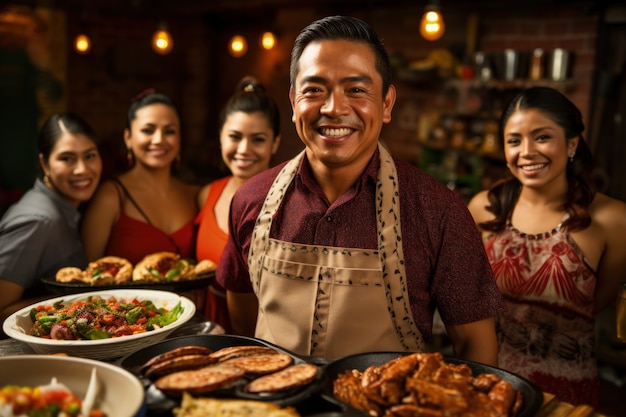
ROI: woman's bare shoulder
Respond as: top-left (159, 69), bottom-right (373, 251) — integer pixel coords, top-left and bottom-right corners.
top-left (467, 190), bottom-right (493, 224)
top-left (197, 182), bottom-right (213, 208)
top-left (590, 193), bottom-right (626, 229)
top-left (89, 179), bottom-right (120, 205)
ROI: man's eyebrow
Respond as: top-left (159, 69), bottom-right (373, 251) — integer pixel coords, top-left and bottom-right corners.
top-left (341, 75), bottom-right (373, 84)
top-left (299, 75), bottom-right (327, 85)
top-left (299, 74), bottom-right (374, 85)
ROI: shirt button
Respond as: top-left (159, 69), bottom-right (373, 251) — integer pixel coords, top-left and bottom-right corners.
top-left (326, 216), bottom-right (332, 222)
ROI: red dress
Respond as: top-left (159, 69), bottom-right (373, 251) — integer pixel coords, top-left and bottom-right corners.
top-left (105, 180), bottom-right (196, 265)
top-left (484, 220), bottom-right (598, 406)
top-left (195, 176), bottom-right (231, 333)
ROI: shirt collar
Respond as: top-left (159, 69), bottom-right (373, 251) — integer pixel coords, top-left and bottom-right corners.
top-left (295, 147), bottom-right (380, 192)
top-left (34, 178), bottom-right (82, 225)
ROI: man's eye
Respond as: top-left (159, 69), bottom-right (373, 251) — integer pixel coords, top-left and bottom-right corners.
top-left (303, 87), bottom-right (322, 94)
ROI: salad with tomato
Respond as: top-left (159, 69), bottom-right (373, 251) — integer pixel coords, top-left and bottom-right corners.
top-left (0, 382), bottom-right (104, 417)
top-left (28, 295), bottom-right (183, 340)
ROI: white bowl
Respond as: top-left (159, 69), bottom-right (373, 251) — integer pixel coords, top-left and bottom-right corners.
top-left (0, 355), bottom-right (145, 417)
top-left (2, 289), bottom-right (195, 360)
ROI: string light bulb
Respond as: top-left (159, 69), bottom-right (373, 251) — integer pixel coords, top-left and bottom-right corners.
top-left (152, 25), bottom-right (174, 55)
top-left (261, 32), bottom-right (276, 50)
top-left (420, 2), bottom-right (445, 41)
top-left (229, 35), bottom-right (248, 57)
top-left (74, 34), bottom-right (91, 54)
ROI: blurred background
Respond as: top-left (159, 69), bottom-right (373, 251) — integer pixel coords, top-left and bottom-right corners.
top-left (1, 0), bottom-right (625, 413)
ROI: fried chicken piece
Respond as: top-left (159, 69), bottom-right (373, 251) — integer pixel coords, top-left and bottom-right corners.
top-left (405, 377), bottom-right (469, 414)
top-left (333, 370), bottom-right (383, 416)
top-left (385, 404), bottom-right (444, 417)
top-left (487, 380), bottom-right (515, 417)
top-left (361, 354), bottom-right (421, 405)
top-left (472, 373), bottom-right (502, 393)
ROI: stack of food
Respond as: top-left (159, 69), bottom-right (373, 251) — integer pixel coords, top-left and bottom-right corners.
top-left (55, 252), bottom-right (216, 286)
top-left (140, 345), bottom-right (319, 397)
top-left (333, 352), bottom-right (525, 417)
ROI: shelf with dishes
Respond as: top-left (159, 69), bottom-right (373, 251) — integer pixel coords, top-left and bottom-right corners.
top-left (444, 78), bottom-right (577, 93)
top-left (416, 110), bottom-right (508, 203)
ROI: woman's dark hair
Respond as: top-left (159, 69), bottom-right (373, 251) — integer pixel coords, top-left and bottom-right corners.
top-left (38, 112), bottom-right (99, 162)
top-left (290, 15), bottom-right (392, 97)
top-left (481, 86), bottom-right (595, 233)
top-left (126, 89), bottom-right (179, 130)
top-left (219, 76), bottom-right (280, 137)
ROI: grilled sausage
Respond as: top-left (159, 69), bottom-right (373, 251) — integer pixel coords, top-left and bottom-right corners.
top-left (245, 363), bottom-right (319, 393)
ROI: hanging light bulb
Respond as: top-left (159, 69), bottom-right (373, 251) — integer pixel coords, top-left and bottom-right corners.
top-left (152, 24), bottom-right (174, 55)
top-left (261, 32), bottom-right (276, 50)
top-left (74, 34), bottom-right (91, 54)
top-left (229, 35), bottom-right (248, 57)
top-left (420, 2), bottom-right (445, 41)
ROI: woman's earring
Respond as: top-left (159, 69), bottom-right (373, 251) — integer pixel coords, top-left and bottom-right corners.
top-left (126, 149), bottom-right (134, 167)
top-left (43, 174), bottom-right (52, 187)
top-left (569, 151), bottom-right (576, 163)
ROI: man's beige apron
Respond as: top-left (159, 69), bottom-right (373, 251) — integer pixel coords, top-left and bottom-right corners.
top-left (248, 144), bottom-right (424, 359)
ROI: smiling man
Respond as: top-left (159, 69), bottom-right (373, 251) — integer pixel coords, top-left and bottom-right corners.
top-left (216, 15), bottom-right (505, 363)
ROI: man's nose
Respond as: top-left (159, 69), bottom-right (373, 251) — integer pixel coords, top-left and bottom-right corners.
top-left (320, 90), bottom-right (349, 117)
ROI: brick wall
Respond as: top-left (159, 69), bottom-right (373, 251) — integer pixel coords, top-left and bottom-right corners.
top-left (63, 4), bottom-right (601, 182)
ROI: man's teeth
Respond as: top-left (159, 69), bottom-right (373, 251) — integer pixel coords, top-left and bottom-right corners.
top-left (320, 128), bottom-right (351, 137)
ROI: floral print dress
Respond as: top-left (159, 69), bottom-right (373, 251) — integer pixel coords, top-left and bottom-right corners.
top-left (484, 221), bottom-right (598, 406)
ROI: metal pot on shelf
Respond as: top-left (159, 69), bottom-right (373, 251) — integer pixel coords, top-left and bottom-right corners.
top-left (493, 49), bottom-right (529, 80)
top-left (547, 48), bottom-right (572, 81)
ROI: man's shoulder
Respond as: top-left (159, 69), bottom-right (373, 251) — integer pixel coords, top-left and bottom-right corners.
top-left (393, 158), bottom-right (458, 201)
top-left (235, 161), bottom-right (290, 202)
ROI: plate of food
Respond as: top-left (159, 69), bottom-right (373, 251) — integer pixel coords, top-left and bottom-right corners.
top-left (43, 252), bottom-right (216, 295)
top-left (319, 351), bottom-right (543, 417)
top-left (2, 289), bottom-right (196, 360)
top-left (0, 355), bottom-right (145, 417)
top-left (119, 334), bottom-right (322, 417)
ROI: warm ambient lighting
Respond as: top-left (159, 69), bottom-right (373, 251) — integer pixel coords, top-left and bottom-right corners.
top-left (152, 27), bottom-right (174, 55)
top-left (229, 35), bottom-right (248, 57)
top-left (420, 4), bottom-right (445, 41)
top-left (261, 32), bottom-right (276, 50)
top-left (74, 34), bottom-right (91, 54)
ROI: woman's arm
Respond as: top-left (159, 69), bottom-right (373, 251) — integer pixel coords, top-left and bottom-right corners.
top-left (80, 181), bottom-right (120, 262)
top-left (0, 280), bottom-right (54, 337)
top-left (593, 195), bottom-right (626, 314)
top-left (445, 318), bottom-right (499, 367)
top-left (467, 190), bottom-right (491, 226)
top-left (197, 183), bottom-right (211, 210)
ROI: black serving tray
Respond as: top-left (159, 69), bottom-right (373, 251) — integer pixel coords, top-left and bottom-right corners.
top-left (118, 334), bottom-right (323, 417)
top-left (41, 272), bottom-right (214, 295)
top-left (318, 351), bottom-right (544, 417)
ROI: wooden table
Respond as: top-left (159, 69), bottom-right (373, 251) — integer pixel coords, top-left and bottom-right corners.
top-left (538, 393), bottom-right (608, 417)
top-left (0, 337), bottom-right (610, 417)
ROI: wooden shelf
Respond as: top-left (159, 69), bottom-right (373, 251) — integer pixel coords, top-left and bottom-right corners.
top-left (444, 78), bottom-right (577, 92)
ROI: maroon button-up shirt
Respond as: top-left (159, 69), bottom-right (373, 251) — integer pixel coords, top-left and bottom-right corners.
top-left (217, 149), bottom-right (505, 340)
